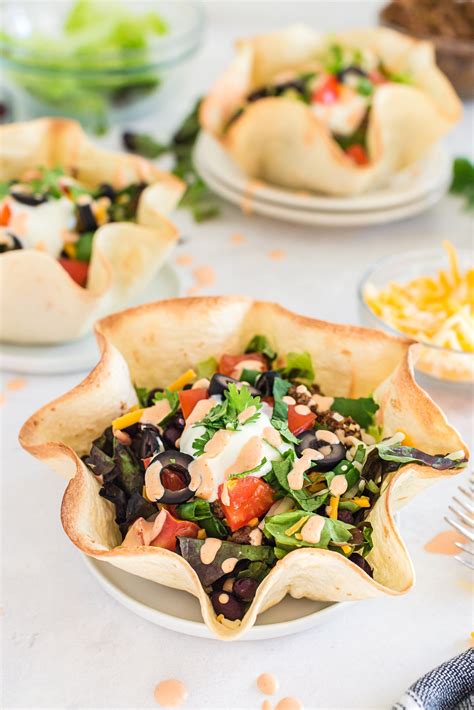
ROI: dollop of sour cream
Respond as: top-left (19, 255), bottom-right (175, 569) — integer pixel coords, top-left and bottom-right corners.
top-left (179, 407), bottom-right (290, 502)
top-left (2, 196), bottom-right (76, 257)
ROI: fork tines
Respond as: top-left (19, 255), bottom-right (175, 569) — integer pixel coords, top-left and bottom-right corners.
top-left (444, 473), bottom-right (474, 570)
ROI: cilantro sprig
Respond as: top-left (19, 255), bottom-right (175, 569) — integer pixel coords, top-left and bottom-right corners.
top-left (450, 157), bottom-right (474, 211)
top-left (192, 383), bottom-right (262, 456)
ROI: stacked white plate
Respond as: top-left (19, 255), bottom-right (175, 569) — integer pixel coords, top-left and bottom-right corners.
top-left (194, 131), bottom-right (452, 227)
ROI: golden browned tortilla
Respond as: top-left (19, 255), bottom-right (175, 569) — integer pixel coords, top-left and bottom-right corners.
top-left (19, 298), bottom-right (468, 639)
top-left (0, 118), bottom-right (184, 344)
top-left (201, 26), bottom-right (461, 195)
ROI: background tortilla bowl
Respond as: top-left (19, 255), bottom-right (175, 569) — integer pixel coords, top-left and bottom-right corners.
top-left (0, 118), bottom-right (185, 344)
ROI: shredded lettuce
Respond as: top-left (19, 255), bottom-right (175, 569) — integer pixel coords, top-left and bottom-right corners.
top-left (376, 445), bottom-right (467, 470)
top-left (278, 351), bottom-right (315, 384)
top-left (176, 501), bottom-right (228, 539)
top-left (331, 396), bottom-right (379, 430)
top-left (245, 334), bottom-right (277, 361)
top-left (264, 510), bottom-right (352, 551)
top-left (196, 356), bottom-right (218, 380)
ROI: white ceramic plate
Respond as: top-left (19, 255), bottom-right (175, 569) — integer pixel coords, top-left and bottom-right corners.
top-left (194, 131), bottom-right (451, 213)
top-left (84, 555), bottom-right (348, 641)
top-left (197, 161), bottom-right (448, 227)
top-left (0, 264), bottom-right (181, 375)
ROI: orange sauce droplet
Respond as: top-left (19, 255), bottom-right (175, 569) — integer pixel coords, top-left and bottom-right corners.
top-left (0, 393), bottom-right (6, 406)
top-left (192, 265), bottom-right (216, 289)
top-left (175, 253), bottom-right (193, 266)
top-left (262, 700), bottom-right (273, 710)
top-left (267, 250), bottom-right (286, 261)
top-left (275, 697), bottom-right (302, 710)
top-left (231, 233), bottom-right (246, 245)
top-left (424, 530), bottom-right (467, 555)
top-left (257, 673), bottom-right (279, 695)
top-left (154, 679), bottom-right (188, 707)
top-left (6, 377), bottom-right (26, 391)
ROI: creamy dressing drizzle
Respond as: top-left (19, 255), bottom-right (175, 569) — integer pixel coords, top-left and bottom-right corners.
top-left (287, 448), bottom-right (323, 490)
top-left (113, 428), bottom-right (132, 446)
top-left (232, 359), bottom-right (265, 379)
top-left (300, 514), bottom-right (325, 544)
top-left (185, 398), bottom-right (217, 428)
top-left (221, 557), bottom-right (238, 574)
top-left (263, 427), bottom-right (282, 448)
top-left (249, 528), bottom-right (263, 546)
top-left (262, 701), bottom-right (273, 710)
top-left (225, 436), bottom-right (263, 477)
top-left (238, 405), bottom-right (257, 424)
top-left (122, 509), bottom-right (166, 548)
top-left (220, 481), bottom-right (231, 506)
top-left (154, 679), bottom-right (188, 708)
top-left (192, 377), bottom-right (211, 390)
top-left (329, 474), bottom-right (348, 496)
top-left (188, 457), bottom-right (212, 498)
top-left (316, 429), bottom-right (339, 445)
top-left (257, 673), bottom-right (279, 695)
top-left (294, 404), bottom-right (311, 415)
top-left (199, 537), bottom-right (222, 565)
top-left (140, 400), bottom-right (171, 426)
top-left (309, 394), bottom-right (334, 412)
top-left (204, 429), bottom-right (233, 456)
top-left (145, 460), bottom-right (164, 501)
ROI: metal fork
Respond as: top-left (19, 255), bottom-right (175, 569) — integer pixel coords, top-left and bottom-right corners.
top-left (445, 473), bottom-right (474, 570)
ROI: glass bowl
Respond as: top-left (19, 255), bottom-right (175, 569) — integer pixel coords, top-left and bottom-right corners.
top-left (358, 248), bottom-right (474, 384)
top-left (379, 8), bottom-right (474, 99)
top-left (0, 0), bottom-right (205, 134)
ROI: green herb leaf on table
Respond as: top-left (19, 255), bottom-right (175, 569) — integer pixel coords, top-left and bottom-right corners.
top-left (450, 157), bottom-right (474, 211)
top-left (122, 99), bottom-right (220, 222)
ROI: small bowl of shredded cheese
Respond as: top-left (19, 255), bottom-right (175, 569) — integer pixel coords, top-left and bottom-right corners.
top-left (359, 241), bottom-right (474, 383)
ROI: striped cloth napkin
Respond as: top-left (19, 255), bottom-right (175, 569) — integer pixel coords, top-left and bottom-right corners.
top-left (393, 650), bottom-right (473, 710)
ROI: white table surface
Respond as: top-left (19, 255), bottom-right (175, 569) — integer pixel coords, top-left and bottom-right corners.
top-left (1, 2), bottom-right (473, 708)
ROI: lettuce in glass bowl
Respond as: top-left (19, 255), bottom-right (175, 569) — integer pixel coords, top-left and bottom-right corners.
top-left (0, 0), bottom-right (204, 134)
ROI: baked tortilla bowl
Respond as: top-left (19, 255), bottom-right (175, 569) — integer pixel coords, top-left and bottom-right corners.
top-left (20, 297), bottom-right (468, 639)
top-left (0, 118), bottom-right (185, 344)
top-left (201, 26), bottom-right (461, 196)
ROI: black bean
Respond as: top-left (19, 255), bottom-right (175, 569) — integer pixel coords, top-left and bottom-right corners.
top-left (211, 591), bottom-right (243, 621)
top-left (233, 578), bottom-right (258, 602)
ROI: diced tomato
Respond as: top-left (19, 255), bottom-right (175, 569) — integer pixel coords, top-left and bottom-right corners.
top-left (178, 387), bottom-right (209, 420)
top-left (287, 404), bottom-right (316, 436)
top-left (218, 476), bottom-right (274, 532)
top-left (58, 258), bottom-right (89, 287)
top-left (0, 202), bottom-right (11, 226)
top-left (369, 70), bottom-right (387, 85)
top-left (312, 75), bottom-right (340, 104)
top-left (219, 352), bottom-right (268, 378)
top-left (151, 510), bottom-right (199, 552)
top-left (345, 144), bottom-right (369, 166)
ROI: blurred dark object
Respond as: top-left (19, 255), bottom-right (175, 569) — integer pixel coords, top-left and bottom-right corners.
top-left (380, 0), bottom-right (474, 98)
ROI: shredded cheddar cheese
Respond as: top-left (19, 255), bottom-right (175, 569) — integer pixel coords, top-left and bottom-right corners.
top-left (328, 496), bottom-right (339, 519)
top-left (364, 242), bottom-right (474, 356)
top-left (351, 496), bottom-right (371, 508)
top-left (112, 408), bottom-right (144, 430)
top-left (167, 369), bottom-right (196, 392)
top-left (341, 545), bottom-right (352, 554)
top-left (285, 515), bottom-right (309, 537)
top-left (197, 529), bottom-right (207, 540)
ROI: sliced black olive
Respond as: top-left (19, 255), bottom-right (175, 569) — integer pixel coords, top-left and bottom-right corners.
top-left (76, 198), bottom-right (98, 232)
top-left (209, 373), bottom-right (259, 397)
top-left (162, 413), bottom-right (185, 450)
top-left (125, 423), bottom-right (164, 460)
top-left (336, 66), bottom-right (368, 83)
top-left (296, 429), bottom-right (347, 471)
top-left (95, 183), bottom-right (116, 201)
top-left (349, 552), bottom-right (373, 578)
top-left (211, 591), bottom-right (243, 621)
top-left (255, 370), bottom-right (281, 397)
top-left (149, 450), bottom-right (195, 504)
top-left (0, 232), bottom-right (22, 253)
top-left (10, 186), bottom-right (48, 206)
